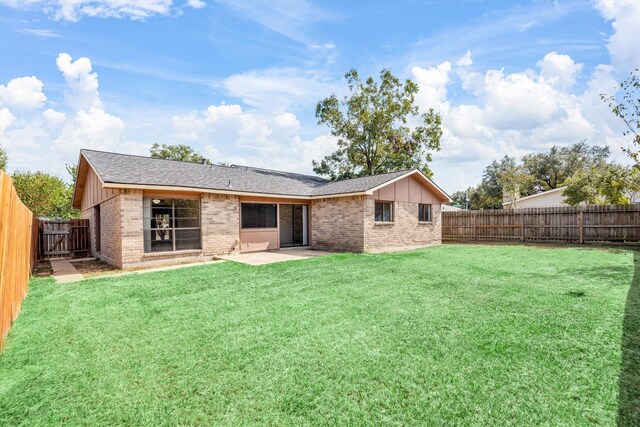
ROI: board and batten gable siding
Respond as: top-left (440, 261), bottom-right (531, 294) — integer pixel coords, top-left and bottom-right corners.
top-left (371, 175), bottom-right (441, 204)
top-left (80, 166), bottom-right (120, 212)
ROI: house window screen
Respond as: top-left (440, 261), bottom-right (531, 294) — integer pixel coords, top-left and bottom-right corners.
top-left (375, 202), bottom-right (393, 222)
top-left (241, 203), bottom-right (277, 228)
top-left (418, 204), bottom-right (432, 222)
top-left (143, 198), bottom-right (201, 253)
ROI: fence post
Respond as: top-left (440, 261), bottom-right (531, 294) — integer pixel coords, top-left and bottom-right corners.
top-left (472, 212), bottom-right (477, 241)
top-left (578, 211), bottom-right (584, 244)
top-left (520, 211), bottom-right (525, 242)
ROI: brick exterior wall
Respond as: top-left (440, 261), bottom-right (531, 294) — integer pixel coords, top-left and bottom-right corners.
top-left (311, 196), bottom-right (365, 252)
top-left (201, 193), bottom-right (240, 256)
top-left (120, 189), bottom-right (145, 268)
top-left (88, 191), bottom-right (241, 269)
top-left (363, 199), bottom-right (442, 252)
top-left (82, 184), bottom-right (442, 267)
top-left (98, 195), bottom-right (123, 267)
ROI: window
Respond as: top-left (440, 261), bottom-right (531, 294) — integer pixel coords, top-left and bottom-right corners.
top-left (143, 198), bottom-right (201, 253)
top-left (418, 203), bottom-right (432, 222)
top-left (241, 203), bottom-right (277, 228)
top-left (375, 202), bottom-right (393, 222)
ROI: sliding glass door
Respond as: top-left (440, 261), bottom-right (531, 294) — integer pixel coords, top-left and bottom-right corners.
top-left (279, 204), bottom-right (308, 247)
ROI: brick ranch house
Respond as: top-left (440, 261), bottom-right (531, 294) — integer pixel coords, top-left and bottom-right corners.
top-left (72, 149), bottom-right (452, 268)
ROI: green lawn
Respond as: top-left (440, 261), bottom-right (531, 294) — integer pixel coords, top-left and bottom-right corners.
top-left (0, 244), bottom-right (638, 426)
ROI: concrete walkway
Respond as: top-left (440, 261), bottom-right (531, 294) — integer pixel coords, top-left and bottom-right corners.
top-left (216, 248), bottom-right (331, 266)
top-left (50, 259), bottom-right (84, 283)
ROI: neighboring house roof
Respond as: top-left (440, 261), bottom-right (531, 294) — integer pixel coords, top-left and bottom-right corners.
top-left (73, 149), bottom-right (451, 207)
top-left (441, 204), bottom-right (462, 211)
top-left (502, 186), bottom-right (567, 206)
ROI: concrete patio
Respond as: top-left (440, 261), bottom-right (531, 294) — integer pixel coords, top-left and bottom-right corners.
top-left (215, 248), bottom-right (332, 266)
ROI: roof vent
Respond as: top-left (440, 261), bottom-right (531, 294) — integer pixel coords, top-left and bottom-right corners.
top-left (227, 179), bottom-right (232, 188)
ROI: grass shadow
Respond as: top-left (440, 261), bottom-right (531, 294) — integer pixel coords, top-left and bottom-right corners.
top-left (618, 251), bottom-right (640, 426)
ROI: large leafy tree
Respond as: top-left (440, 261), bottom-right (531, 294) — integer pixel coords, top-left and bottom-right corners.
top-left (0, 145), bottom-right (7, 170)
top-left (12, 171), bottom-right (78, 218)
top-left (521, 141), bottom-right (610, 191)
top-left (313, 68), bottom-right (442, 180)
top-left (150, 143), bottom-right (212, 164)
top-left (563, 164), bottom-right (636, 205)
top-left (601, 68), bottom-right (640, 163)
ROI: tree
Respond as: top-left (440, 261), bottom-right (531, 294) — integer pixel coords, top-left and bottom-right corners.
top-left (0, 145), bottom-right (7, 170)
top-left (521, 141), bottom-right (610, 191)
top-left (474, 156), bottom-right (525, 209)
top-left (498, 165), bottom-right (537, 208)
top-left (12, 171), bottom-right (77, 218)
top-left (313, 68), bottom-right (442, 180)
top-left (150, 143), bottom-right (211, 164)
top-left (601, 68), bottom-right (640, 163)
top-left (450, 189), bottom-right (470, 209)
top-left (563, 164), bottom-right (634, 205)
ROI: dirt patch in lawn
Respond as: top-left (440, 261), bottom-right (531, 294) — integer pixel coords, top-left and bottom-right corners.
top-left (72, 259), bottom-right (120, 277)
top-left (33, 261), bottom-right (53, 277)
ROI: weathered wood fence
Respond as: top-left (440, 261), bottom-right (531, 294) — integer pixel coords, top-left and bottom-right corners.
top-left (442, 205), bottom-right (640, 244)
top-left (38, 219), bottom-right (90, 260)
top-left (0, 170), bottom-right (36, 351)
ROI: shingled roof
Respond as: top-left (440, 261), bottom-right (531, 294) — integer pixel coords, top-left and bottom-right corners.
top-left (77, 149), bottom-right (450, 201)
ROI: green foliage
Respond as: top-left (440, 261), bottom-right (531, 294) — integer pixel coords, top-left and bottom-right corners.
top-left (11, 170), bottom-right (79, 218)
top-left (0, 145), bottom-right (7, 170)
top-left (563, 163), bottom-right (635, 205)
top-left (150, 143), bottom-right (212, 164)
top-left (313, 68), bottom-right (442, 180)
top-left (0, 245), bottom-right (632, 425)
top-left (455, 142), bottom-right (623, 209)
top-left (521, 141), bottom-right (610, 191)
top-left (601, 68), bottom-right (640, 163)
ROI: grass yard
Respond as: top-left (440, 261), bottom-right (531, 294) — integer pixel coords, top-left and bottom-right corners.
top-left (0, 244), bottom-right (638, 425)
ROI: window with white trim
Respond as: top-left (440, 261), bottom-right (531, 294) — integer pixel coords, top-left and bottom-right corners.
top-left (375, 201), bottom-right (393, 222)
top-left (418, 203), bottom-right (432, 222)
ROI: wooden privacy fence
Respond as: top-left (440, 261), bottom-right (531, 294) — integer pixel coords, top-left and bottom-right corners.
top-left (0, 170), bottom-right (36, 352)
top-left (38, 219), bottom-right (90, 260)
top-left (442, 204), bottom-right (640, 244)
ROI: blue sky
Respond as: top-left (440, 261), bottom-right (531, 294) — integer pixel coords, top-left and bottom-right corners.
top-left (0, 0), bottom-right (638, 193)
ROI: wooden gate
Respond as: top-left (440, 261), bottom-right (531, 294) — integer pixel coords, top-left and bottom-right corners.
top-left (38, 219), bottom-right (90, 260)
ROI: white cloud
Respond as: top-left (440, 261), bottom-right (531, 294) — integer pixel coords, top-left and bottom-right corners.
top-left (537, 51), bottom-right (583, 89)
top-left (0, 76), bottom-right (47, 110)
top-left (594, 0), bottom-right (640, 73)
top-left (212, 0), bottom-right (334, 44)
top-left (171, 103), bottom-right (336, 173)
top-left (43, 109), bottom-right (67, 127)
top-left (456, 50), bottom-right (473, 67)
top-left (418, 51), bottom-right (632, 192)
top-left (0, 108), bottom-right (16, 134)
top-left (17, 28), bottom-right (60, 38)
top-left (53, 106), bottom-right (125, 156)
top-left (0, 0), bottom-right (204, 22)
top-left (186, 0), bottom-right (206, 8)
top-left (412, 62), bottom-right (452, 113)
top-left (224, 67), bottom-right (339, 110)
top-left (1, 52), bottom-right (128, 176)
top-left (56, 53), bottom-right (102, 110)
